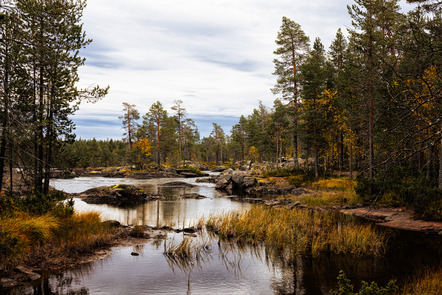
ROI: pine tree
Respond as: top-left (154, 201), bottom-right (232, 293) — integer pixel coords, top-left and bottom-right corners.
top-left (141, 101), bottom-right (169, 165)
top-left (120, 102), bottom-right (140, 148)
top-left (272, 16), bottom-right (310, 168)
top-left (300, 38), bottom-right (329, 177)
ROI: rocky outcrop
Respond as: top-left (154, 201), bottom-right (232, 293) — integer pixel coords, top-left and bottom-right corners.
top-left (214, 169), bottom-right (257, 194)
top-left (341, 207), bottom-right (442, 233)
top-left (181, 193), bottom-right (207, 199)
top-left (158, 181), bottom-right (196, 187)
top-left (76, 184), bottom-right (164, 207)
top-left (196, 176), bottom-right (217, 183)
top-left (215, 169), bottom-right (306, 196)
top-left (245, 187), bottom-right (306, 196)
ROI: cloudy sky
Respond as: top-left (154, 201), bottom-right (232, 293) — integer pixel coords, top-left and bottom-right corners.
top-left (74, 0), bottom-right (413, 140)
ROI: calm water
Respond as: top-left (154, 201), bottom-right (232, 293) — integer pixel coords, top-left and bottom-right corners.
top-left (5, 176), bottom-right (442, 295)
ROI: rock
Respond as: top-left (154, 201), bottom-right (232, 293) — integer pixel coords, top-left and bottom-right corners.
top-left (243, 198), bottom-right (265, 204)
top-left (291, 188), bottom-right (307, 195)
top-left (102, 220), bottom-right (121, 227)
top-left (181, 193), bottom-right (207, 199)
top-left (131, 252), bottom-right (140, 256)
top-left (215, 174), bottom-right (232, 190)
top-left (1, 278), bottom-right (20, 288)
top-left (77, 185), bottom-right (165, 207)
top-left (14, 266), bottom-right (41, 281)
top-left (158, 181), bottom-right (196, 187)
top-left (196, 177), bottom-right (217, 183)
top-left (28, 272), bottom-right (41, 281)
top-left (183, 227), bottom-right (197, 233)
top-left (212, 167), bottom-right (228, 172)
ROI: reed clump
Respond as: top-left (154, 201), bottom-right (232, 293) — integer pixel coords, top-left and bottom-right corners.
top-left (0, 209), bottom-right (118, 269)
top-left (401, 267), bottom-right (442, 295)
top-left (0, 213), bottom-right (60, 268)
top-left (205, 205), bottom-right (386, 259)
top-left (53, 211), bottom-right (116, 255)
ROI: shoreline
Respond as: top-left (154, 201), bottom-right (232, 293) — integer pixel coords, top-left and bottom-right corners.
top-left (341, 207), bottom-right (442, 234)
top-left (0, 226), bottom-right (179, 290)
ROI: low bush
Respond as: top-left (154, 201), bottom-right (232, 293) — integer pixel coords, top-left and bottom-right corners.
top-left (17, 190), bottom-right (68, 215)
top-left (356, 171), bottom-right (442, 221)
top-left (330, 270), bottom-right (398, 295)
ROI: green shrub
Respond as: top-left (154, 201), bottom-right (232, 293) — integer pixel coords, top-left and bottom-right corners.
top-left (0, 192), bottom-right (17, 214)
top-left (17, 190), bottom-right (68, 215)
top-left (355, 169), bottom-right (441, 221)
top-left (286, 175), bottom-right (309, 187)
top-left (330, 270), bottom-right (398, 295)
top-left (263, 167), bottom-right (298, 177)
top-left (182, 165), bottom-right (204, 176)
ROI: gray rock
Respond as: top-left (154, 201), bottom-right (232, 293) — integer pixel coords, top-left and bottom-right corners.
top-left (1, 278), bottom-right (20, 288)
top-left (28, 272), bottom-right (41, 281)
top-left (181, 193), bottom-right (207, 199)
top-left (102, 220), bottom-right (121, 227)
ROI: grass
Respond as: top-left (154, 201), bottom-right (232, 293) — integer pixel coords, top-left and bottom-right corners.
top-left (400, 267), bottom-right (442, 295)
top-left (52, 211), bottom-right (116, 255)
top-left (0, 213), bottom-right (60, 268)
top-left (0, 210), bottom-right (118, 270)
top-left (204, 205), bottom-right (386, 259)
top-left (310, 178), bottom-right (356, 191)
top-left (163, 237), bottom-right (212, 272)
top-left (288, 190), bottom-right (360, 207)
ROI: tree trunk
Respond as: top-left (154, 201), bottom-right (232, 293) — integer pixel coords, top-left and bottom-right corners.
top-left (439, 121), bottom-right (442, 189)
top-left (0, 45), bottom-right (9, 192)
top-left (368, 0), bottom-right (375, 179)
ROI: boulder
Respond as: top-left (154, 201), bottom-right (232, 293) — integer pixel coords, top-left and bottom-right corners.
top-left (77, 185), bottom-right (164, 207)
top-left (181, 193), bottom-right (207, 199)
top-left (15, 266), bottom-right (41, 281)
top-left (196, 176), bottom-right (217, 183)
top-left (215, 173), bottom-right (232, 190)
top-left (158, 181), bottom-right (196, 187)
top-left (1, 278), bottom-right (20, 288)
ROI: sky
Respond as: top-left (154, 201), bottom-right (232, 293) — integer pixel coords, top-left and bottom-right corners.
top-left (74, 0), bottom-right (413, 140)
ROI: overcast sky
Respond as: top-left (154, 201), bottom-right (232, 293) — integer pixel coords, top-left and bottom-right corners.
top-left (74, 0), bottom-right (413, 140)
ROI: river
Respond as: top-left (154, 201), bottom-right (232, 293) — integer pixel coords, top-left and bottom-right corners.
top-left (6, 175), bottom-right (442, 295)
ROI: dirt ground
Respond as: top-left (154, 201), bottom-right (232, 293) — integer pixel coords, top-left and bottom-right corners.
top-left (341, 207), bottom-right (442, 233)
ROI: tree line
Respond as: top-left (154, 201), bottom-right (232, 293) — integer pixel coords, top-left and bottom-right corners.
top-left (0, 0), bottom-right (107, 194)
top-left (1, 0), bottom-right (440, 209)
top-left (111, 0), bottom-right (441, 186)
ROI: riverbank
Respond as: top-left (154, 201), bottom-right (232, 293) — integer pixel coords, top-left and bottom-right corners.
top-left (341, 207), bottom-right (442, 233)
top-left (0, 223), bottom-right (195, 290)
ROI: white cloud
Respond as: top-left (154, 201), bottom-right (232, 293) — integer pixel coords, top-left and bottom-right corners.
top-left (74, 0), bottom-right (412, 139)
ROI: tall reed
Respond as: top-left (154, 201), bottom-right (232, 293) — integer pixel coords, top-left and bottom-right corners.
top-left (0, 213), bottom-right (60, 268)
top-left (205, 205), bottom-right (386, 259)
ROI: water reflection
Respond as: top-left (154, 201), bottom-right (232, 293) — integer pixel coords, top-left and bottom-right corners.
top-left (52, 176), bottom-right (251, 227)
top-left (5, 177), bottom-right (440, 295)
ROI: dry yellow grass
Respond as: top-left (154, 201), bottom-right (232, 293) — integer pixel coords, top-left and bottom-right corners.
top-left (204, 205), bottom-right (386, 259)
top-left (0, 211), bottom-right (117, 269)
top-left (401, 268), bottom-right (442, 295)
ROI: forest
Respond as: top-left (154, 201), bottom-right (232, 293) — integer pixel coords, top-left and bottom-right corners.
top-left (0, 1), bottom-right (441, 212)
top-left (62, 0), bottom-right (440, 220)
top-left (0, 1), bottom-right (441, 294)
